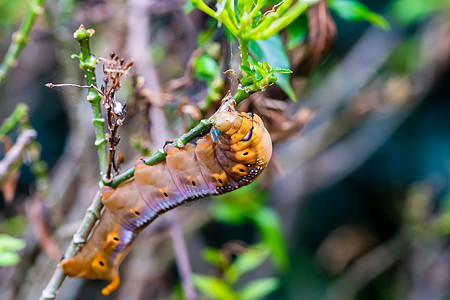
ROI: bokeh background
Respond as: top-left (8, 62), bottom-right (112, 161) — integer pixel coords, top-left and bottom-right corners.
top-left (0, 0), bottom-right (450, 299)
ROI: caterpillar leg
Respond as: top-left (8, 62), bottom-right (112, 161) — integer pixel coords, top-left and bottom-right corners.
top-left (102, 277), bottom-right (120, 295)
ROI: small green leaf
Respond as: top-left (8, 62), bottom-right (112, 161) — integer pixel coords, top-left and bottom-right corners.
top-left (389, 0), bottom-right (448, 26)
top-left (249, 34), bottom-right (296, 100)
top-left (0, 234), bottom-right (26, 252)
top-left (272, 67), bottom-right (293, 74)
top-left (192, 274), bottom-right (239, 300)
top-left (250, 208), bottom-right (289, 271)
top-left (241, 76), bottom-right (254, 86)
top-left (287, 14), bottom-right (309, 50)
top-left (238, 277), bottom-right (280, 300)
top-left (225, 245), bottom-right (270, 283)
top-left (0, 251), bottom-right (20, 267)
top-left (211, 202), bottom-right (247, 225)
top-left (240, 64), bottom-right (253, 75)
top-left (193, 54), bottom-right (220, 81)
top-left (328, 0), bottom-right (390, 30)
top-left (202, 247), bottom-right (228, 268)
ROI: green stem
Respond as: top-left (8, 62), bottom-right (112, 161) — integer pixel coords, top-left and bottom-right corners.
top-left (0, 0), bottom-right (44, 85)
top-left (251, 1), bottom-right (310, 39)
top-left (39, 25), bottom-right (108, 300)
top-left (239, 38), bottom-right (250, 67)
top-left (190, 0), bottom-right (217, 19)
top-left (0, 103), bottom-right (29, 139)
top-left (72, 25), bottom-right (108, 177)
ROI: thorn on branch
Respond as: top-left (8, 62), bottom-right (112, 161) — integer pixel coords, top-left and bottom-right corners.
top-left (45, 82), bottom-right (104, 96)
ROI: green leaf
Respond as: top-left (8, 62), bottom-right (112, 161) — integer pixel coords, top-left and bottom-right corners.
top-left (249, 207), bottom-right (289, 271)
top-left (225, 245), bottom-right (270, 283)
top-left (271, 67), bottom-right (293, 74)
top-left (192, 274), bottom-right (239, 300)
top-left (240, 64), bottom-right (253, 75)
top-left (0, 234), bottom-right (25, 267)
top-left (286, 14), bottom-right (309, 50)
top-left (238, 277), bottom-right (280, 300)
top-left (211, 202), bottom-right (247, 225)
top-left (389, 0), bottom-right (448, 26)
top-left (328, 0), bottom-right (390, 30)
top-left (0, 234), bottom-right (26, 252)
top-left (0, 251), bottom-right (20, 267)
top-left (0, 215), bottom-right (27, 236)
top-left (193, 53), bottom-right (220, 81)
top-left (249, 34), bottom-right (297, 101)
top-left (202, 247), bottom-right (228, 268)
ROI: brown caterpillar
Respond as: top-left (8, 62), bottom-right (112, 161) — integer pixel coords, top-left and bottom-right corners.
top-left (60, 110), bottom-right (272, 295)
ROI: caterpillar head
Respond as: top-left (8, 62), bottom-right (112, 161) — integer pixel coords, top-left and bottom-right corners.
top-left (212, 111), bottom-right (264, 142)
top-left (60, 213), bottom-right (126, 295)
top-left (211, 111), bottom-right (242, 133)
top-left (61, 250), bottom-right (120, 295)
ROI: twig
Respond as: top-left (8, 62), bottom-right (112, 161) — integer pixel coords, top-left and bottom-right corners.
top-left (72, 25), bottom-right (108, 177)
top-left (0, 129), bottom-right (37, 182)
top-left (0, 0), bottom-right (44, 85)
top-left (0, 103), bottom-right (29, 139)
top-left (168, 211), bottom-right (197, 300)
top-left (45, 82), bottom-right (104, 96)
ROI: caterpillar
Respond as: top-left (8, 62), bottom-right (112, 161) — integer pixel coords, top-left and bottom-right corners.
top-left (60, 110), bottom-right (272, 295)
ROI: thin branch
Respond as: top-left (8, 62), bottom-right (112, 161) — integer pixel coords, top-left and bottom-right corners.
top-left (39, 190), bottom-right (103, 300)
top-left (0, 129), bottom-right (37, 182)
top-left (45, 82), bottom-right (104, 96)
top-left (39, 25), bottom-right (109, 300)
top-left (72, 25), bottom-right (108, 177)
top-left (0, 0), bottom-right (44, 85)
top-left (168, 211), bottom-right (197, 300)
top-left (0, 103), bottom-right (29, 139)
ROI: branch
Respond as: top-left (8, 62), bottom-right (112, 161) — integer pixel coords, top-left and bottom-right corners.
top-left (0, 129), bottom-right (37, 182)
top-left (0, 103), bottom-right (29, 139)
top-left (72, 25), bottom-right (108, 177)
top-left (0, 0), bottom-right (44, 85)
top-left (39, 25), bottom-right (109, 300)
top-left (39, 190), bottom-right (103, 300)
top-left (39, 19), bottom-right (254, 298)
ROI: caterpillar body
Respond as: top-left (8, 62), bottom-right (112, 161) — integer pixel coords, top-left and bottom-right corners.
top-left (60, 111), bottom-right (272, 295)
